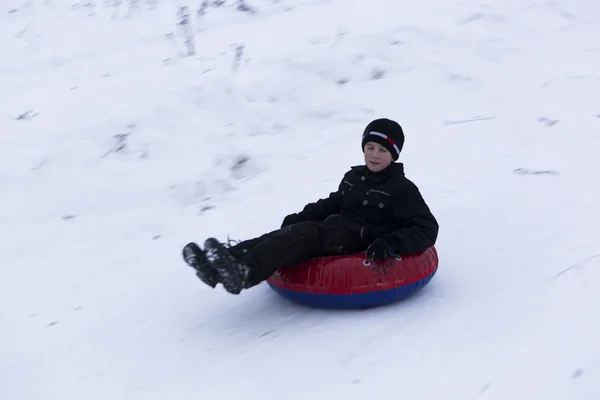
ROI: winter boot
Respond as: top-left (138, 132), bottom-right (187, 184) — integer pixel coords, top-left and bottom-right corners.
top-left (182, 242), bottom-right (219, 288)
top-left (203, 237), bottom-right (250, 295)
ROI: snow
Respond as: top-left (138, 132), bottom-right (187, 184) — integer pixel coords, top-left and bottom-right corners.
top-left (1, 0), bottom-right (600, 398)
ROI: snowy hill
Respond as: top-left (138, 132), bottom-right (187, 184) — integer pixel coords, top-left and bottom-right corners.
top-left (1, 0), bottom-right (600, 399)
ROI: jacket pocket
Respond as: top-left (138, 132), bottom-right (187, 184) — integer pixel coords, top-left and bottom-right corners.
top-left (341, 180), bottom-right (353, 196)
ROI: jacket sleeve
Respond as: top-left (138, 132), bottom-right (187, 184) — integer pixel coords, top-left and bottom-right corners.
top-left (296, 179), bottom-right (343, 222)
top-left (386, 181), bottom-right (439, 254)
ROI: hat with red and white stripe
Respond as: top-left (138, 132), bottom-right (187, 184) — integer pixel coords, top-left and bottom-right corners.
top-left (361, 118), bottom-right (405, 161)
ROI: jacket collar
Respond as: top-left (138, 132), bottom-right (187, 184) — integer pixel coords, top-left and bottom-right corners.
top-left (351, 162), bottom-right (404, 182)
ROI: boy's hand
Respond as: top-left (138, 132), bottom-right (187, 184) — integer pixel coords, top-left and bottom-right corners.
top-left (366, 237), bottom-right (394, 261)
top-left (281, 213), bottom-right (304, 228)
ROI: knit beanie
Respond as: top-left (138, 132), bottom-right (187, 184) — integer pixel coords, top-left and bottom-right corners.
top-left (361, 118), bottom-right (405, 161)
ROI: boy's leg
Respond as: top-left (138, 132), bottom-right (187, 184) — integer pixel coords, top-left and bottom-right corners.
top-left (201, 221), bottom-right (363, 294)
top-left (228, 233), bottom-right (270, 259)
top-left (247, 221), bottom-right (363, 286)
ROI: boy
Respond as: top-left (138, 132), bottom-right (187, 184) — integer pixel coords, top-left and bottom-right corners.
top-left (182, 118), bottom-right (439, 295)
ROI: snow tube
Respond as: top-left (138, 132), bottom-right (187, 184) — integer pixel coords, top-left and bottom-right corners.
top-left (266, 246), bottom-right (438, 309)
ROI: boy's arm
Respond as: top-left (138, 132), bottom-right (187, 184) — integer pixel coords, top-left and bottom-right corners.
top-left (281, 180), bottom-right (343, 227)
top-left (300, 189), bottom-right (343, 220)
top-left (386, 182), bottom-right (439, 254)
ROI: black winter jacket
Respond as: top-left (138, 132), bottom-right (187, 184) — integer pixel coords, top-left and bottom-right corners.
top-left (293, 162), bottom-right (438, 255)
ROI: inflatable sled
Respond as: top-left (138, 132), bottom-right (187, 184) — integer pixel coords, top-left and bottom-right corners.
top-left (266, 246), bottom-right (438, 309)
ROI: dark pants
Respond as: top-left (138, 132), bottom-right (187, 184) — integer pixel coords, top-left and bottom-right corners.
top-left (231, 219), bottom-right (368, 286)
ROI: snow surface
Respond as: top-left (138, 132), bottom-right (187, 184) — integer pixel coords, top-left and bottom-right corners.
top-left (1, 0), bottom-right (600, 399)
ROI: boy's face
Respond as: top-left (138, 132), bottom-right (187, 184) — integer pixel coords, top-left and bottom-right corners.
top-left (363, 141), bottom-right (393, 172)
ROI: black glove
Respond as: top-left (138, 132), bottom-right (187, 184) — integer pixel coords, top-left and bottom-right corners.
top-left (281, 213), bottom-right (305, 228)
top-left (366, 237), bottom-right (395, 261)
